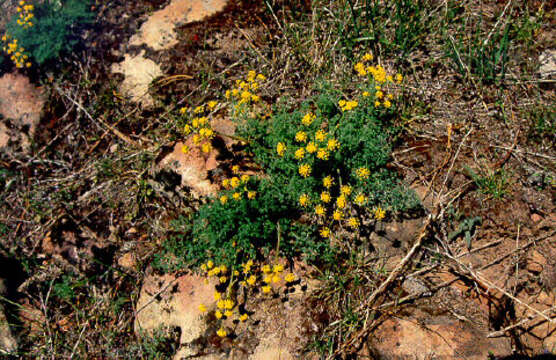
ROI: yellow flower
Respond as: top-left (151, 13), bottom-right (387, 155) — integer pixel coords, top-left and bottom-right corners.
top-left (241, 90), bottom-right (251, 100)
top-left (219, 276), bottom-right (227, 283)
top-left (376, 90), bottom-right (384, 99)
top-left (384, 100), bottom-right (392, 108)
top-left (355, 193), bottom-right (367, 205)
top-left (340, 185), bottom-right (352, 196)
top-left (320, 191), bottom-right (331, 203)
top-left (220, 195), bottom-right (228, 204)
top-left (323, 176), bottom-right (333, 188)
top-left (247, 191), bottom-right (256, 199)
top-left (387, 94), bottom-right (394, 99)
top-left (294, 147), bottom-right (305, 160)
top-left (315, 130), bottom-right (327, 142)
top-left (347, 217), bottom-right (360, 228)
top-left (224, 310), bottom-right (233, 318)
top-left (239, 313), bottom-right (249, 322)
top-left (262, 264), bottom-right (272, 274)
top-left (216, 328), bottom-right (227, 337)
top-left (374, 207), bottom-right (386, 220)
top-left (333, 210), bottom-right (343, 221)
top-left (386, 75), bottom-right (393, 82)
top-left (181, 144), bottom-right (190, 154)
top-left (319, 227), bottom-right (330, 238)
top-left (179, 106), bottom-right (188, 114)
top-left (207, 260), bottom-right (214, 269)
top-left (362, 53), bottom-right (373, 61)
top-left (213, 292), bottom-right (221, 301)
top-left (224, 299), bottom-right (234, 309)
top-left (299, 194), bottom-right (309, 207)
top-left (201, 143), bottom-right (212, 153)
top-left (246, 275), bottom-right (256, 285)
top-left (263, 275), bottom-right (272, 284)
top-left (354, 62), bottom-right (367, 76)
top-left (207, 100), bottom-right (218, 110)
top-left (327, 138), bottom-right (339, 151)
top-left (374, 101), bottom-right (381, 107)
top-left (251, 94), bottom-right (260, 102)
top-left (241, 174), bottom-right (250, 182)
top-left (220, 265), bottom-right (227, 274)
top-left (298, 164), bottom-right (311, 178)
top-left (273, 264), bottom-right (284, 273)
top-left (284, 273), bottom-right (296, 283)
top-left (277, 142), bottom-right (286, 156)
top-left (338, 99), bottom-right (346, 108)
top-left (222, 179), bottom-right (230, 188)
top-left (230, 177), bottom-right (240, 188)
top-left (217, 300), bottom-right (226, 309)
top-left (198, 304), bottom-right (207, 313)
top-left (295, 131), bottom-right (308, 143)
top-left (395, 73), bottom-right (403, 83)
top-left (192, 134), bottom-right (201, 145)
top-left (316, 148), bottom-right (329, 160)
top-left (262, 285), bottom-right (271, 293)
top-left (336, 195), bottom-right (347, 209)
top-left (256, 73), bottom-right (266, 81)
top-left (302, 112), bottom-right (315, 126)
top-left (232, 192), bottom-right (241, 200)
top-left (362, 91), bottom-right (370, 97)
top-left (272, 274), bottom-right (281, 283)
top-left (225, 90), bottom-right (231, 99)
top-left (315, 205), bottom-right (325, 216)
top-left (356, 167), bottom-right (370, 179)
top-left (306, 142), bottom-right (317, 154)
top-left (215, 311), bottom-right (223, 319)
top-left (194, 105), bottom-right (204, 114)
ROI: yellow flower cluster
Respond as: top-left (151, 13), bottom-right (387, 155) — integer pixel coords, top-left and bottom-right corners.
top-left (1, 34), bottom-right (31, 68)
top-left (198, 258), bottom-right (299, 338)
top-left (338, 99), bottom-right (358, 112)
top-left (219, 172), bottom-right (256, 203)
top-left (226, 70), bottom-right (265, 109)
top-left (16, 0), bottom-right (34, 29)
top-left (179, 101), bottom-right (220, 154)
top-left (353, 53), bottom-right (403, 109)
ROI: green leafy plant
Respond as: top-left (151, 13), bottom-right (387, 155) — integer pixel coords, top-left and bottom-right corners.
top-left (464, 166), bottom-right (511, 199)
top-left (4, 0), bottom-right (94, 66)
top-left (448, 216), bottom-right (482, 249)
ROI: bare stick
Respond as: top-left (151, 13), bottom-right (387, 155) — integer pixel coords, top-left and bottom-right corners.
top-left (487, 306), bottom-right (556, 338)
top-left (358, 214), bottom-right (432, 311)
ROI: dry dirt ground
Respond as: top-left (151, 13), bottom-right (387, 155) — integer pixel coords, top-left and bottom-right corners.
top-left (0, 0), bottom-right (554, 358)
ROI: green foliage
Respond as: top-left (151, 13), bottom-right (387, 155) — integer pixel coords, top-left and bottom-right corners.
top-left (448, 216), bottom-right (482, 249)
top-left (338, 0), bottom-right (452, 59)
top-left (6, 0), bottom-right (94, 66)
top-left (446, 14), bottom-right (511, 83)
top-left (525, 104), bottom-right (556, 142)
top-left (465, 166), bottom-right (511, 200)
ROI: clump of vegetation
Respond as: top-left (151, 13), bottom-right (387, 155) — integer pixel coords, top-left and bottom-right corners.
top-left (158, 57), bottom-right (419, 274)
top-left (2, 0), bottom-right (94, 68)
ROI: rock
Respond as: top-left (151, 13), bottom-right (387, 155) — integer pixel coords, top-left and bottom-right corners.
top-left (130, 0), bottom-right (228, 51)
top-left (0, 72), bottom-right (45, 150)
top-left (369, 315), bottom-right (511, 359)
top-left (135, 273), bottom-right (216, 349)
top-left (527, 250), bottom-right (546, 275)
top-left (531, 213), bottom-right (543, 223)
top-left (157, 139), bottom-right (220, 197)
top-left (539, 49), bottom-right (556, 78)
top-left (110, 50), bottom-right (163, 108)
top-left (117, 252), bottom-right (137, 270)
top-left (402, 276), bottom-right (431, 297)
